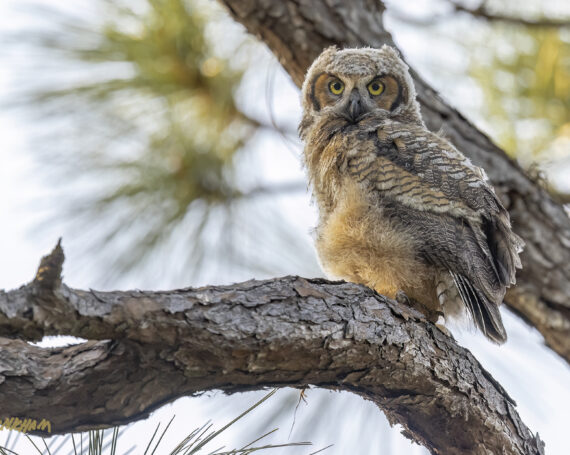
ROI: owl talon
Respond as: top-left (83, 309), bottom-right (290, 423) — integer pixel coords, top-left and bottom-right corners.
top-left (395, 290), bottom-right (410, 305)
top-left (435, 323), bottom-right (454, 340)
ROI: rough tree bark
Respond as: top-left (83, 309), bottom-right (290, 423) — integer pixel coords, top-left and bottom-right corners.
top-left (0, 244), bottom-right (544, 455)
top-left (218, 0), bottom-right (570, 365)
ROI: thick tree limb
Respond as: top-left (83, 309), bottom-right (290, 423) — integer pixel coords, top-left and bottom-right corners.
top-left (218, 0), bottom-right (570, 365)
top-left (0, 245), bottom-right (544, 455)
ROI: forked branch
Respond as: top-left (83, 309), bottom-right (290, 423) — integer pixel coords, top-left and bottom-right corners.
top-left (0, 244), bottom-right (544, 455)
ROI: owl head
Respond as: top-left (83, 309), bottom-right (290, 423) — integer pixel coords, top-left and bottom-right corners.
top-left (299, 45), bottom-right (424, 137)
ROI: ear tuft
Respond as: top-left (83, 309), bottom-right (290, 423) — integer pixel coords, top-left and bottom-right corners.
top-left (316, 46), bottom-right (339, 64)
top-left (321, 45), bottom-right (339, 55)
top-left (380, 44), bottom-right (401, 60)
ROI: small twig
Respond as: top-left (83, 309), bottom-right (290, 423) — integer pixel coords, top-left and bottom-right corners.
top-left (238, 181), bottom-right (305, 199)
top-left (387, 1), bottom-right (570, 28)
top-left (449, 0), bottom-right (570, 28)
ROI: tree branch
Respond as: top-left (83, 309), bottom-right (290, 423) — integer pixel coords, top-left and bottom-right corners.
top-left (217, 0), bottom-right (570, 365)
top-left (0, 245), bottom-right (544, 455)
top-left (386, 4), bottom-right (570, 29)
top-left (448, 0), bottom-right (570, 28)
top-left (238, 181), bottom-right (305, 199)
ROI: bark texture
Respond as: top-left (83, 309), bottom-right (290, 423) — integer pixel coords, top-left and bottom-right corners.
top-left (218, 0), bottom-right (570, 364)
top-left (0, 245), bottom-right (544, 455)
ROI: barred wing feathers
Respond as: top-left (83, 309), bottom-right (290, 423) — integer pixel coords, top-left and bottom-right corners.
top-left (346, 121), bottom-right (523, 342)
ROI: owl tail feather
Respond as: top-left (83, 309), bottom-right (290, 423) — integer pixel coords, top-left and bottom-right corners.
top-left (451, 272), bottom-right (507, 344)
top-left (483, 215), bottom-right (524, 287)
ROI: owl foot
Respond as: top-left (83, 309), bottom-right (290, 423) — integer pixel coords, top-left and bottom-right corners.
top-left (435, 322), bottom-right (455, 340)
top-left (395, 290), bottom-right (410, 305)
top-left (395, 290), bottom-right (442, 324)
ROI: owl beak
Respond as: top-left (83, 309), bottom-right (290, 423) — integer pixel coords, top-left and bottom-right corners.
top-left (348, 89), bottom-right (365, 122)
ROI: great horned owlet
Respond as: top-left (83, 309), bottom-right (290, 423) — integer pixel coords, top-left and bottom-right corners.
top-left (299, 46), bottom-right (524, 343)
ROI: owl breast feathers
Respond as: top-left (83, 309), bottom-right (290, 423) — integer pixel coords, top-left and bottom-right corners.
top-left (299, 45), bottom-right (524, 343)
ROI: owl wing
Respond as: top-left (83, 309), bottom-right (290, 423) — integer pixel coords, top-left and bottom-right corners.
top-left (347, 121), bottom-right (523, 342)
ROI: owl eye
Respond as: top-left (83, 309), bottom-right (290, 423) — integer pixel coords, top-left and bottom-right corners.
top-left (328, 80), bottom-right (344, 95)
top-left (368, 80), bottom-right (384, 96)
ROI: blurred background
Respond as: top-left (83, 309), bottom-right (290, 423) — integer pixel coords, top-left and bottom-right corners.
top-left (0, 0), bottom-right (569, 453)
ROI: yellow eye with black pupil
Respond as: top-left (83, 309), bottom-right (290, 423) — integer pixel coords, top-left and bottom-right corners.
top-left (329, 80), bottom-right (344, 95)
top-left (368, 80), bottom-right (384, 96)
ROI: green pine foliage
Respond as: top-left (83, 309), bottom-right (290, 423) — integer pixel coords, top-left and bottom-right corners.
top-left (11, 0), bottom-right (313, 285)
top-left (470, 27), bottom-right (570, 162)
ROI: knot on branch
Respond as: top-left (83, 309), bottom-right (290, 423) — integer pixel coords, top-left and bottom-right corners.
top-left (33, 238), bottom-right (65, 291)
